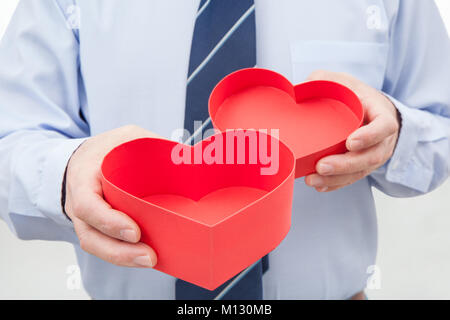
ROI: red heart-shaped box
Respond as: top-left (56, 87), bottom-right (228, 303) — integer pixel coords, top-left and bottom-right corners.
top-left (101, 131), bottom-right (296, 290)
top-left (101, 68), bottom-right (364, 290)
top-left (209, 68), bottom-right (364, 177)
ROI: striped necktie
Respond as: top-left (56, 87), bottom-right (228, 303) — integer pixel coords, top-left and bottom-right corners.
top-left (176, 0), bottom-right (268, 300)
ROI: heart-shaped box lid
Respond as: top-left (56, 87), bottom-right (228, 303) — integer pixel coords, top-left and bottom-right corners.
top-left (209, 68), bottom-right (364, 177)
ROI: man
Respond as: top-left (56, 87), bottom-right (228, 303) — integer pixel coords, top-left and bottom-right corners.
top-left (0, 0), bottom-right (449, 299)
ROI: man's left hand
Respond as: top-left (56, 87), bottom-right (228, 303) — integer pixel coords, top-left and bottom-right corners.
top-left (305, 70), bottom-right (401, 192)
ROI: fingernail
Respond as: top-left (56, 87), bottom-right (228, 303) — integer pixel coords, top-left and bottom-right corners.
top-left (317, 186), bottom-right (329, 192)
top-left (133, 255), bottom-right (154, 268)
top-left (349, 139), bottom-right (363, 150)
top-left (308, 176), bottom-right (324, 187)
top-left (120, 229), bottom-right (138, 243)
top-left (318, 163), bottom-right (333, 175)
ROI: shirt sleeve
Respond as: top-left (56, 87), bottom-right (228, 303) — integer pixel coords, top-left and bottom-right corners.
top-left (0, 0), bottom-right (89, 242)
top-left (369, 0), bottom-right (450, 197)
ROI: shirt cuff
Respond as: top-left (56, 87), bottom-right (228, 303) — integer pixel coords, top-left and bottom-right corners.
top-left (379, 95), bottom-right (441, 193)
top-left (37, 137), bottom-right (87, 228)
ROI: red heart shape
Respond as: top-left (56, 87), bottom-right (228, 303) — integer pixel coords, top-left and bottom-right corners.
top-left (209, 68), bottom-right (364, 177)
top-left (101, 131), bottom-right (295, 290)
top-left (101, 68), bottom-right (363, 290)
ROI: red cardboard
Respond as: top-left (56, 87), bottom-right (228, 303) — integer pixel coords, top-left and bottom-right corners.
top-left (101, 131), bottom-right (295, 290)
top-left (209, 68), bottom-right (364, 178)
top-left (101, 67), bottom-right (364, 290)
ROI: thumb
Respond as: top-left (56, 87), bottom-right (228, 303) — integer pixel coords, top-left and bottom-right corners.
top-left (306, 70), bottom-right (367, 98)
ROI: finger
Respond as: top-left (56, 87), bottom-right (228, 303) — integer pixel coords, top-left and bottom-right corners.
top-left (315, 185), bottom-right (341, 193)
top-left (70, 191), bottom-right (141, 243)
top-left (347, 115), bottom-right (398, 151)
top-left (306, 70), bottom-right (365, 95)
top-left (316, 143), bottom-right (386, 176)
top-left (74, 218), bottom-right (157, 268)
top-left (305, 171), bottom-right (368, 189)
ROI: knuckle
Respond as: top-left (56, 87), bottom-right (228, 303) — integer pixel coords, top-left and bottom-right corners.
top-left (98, 220), bottom-right (116, 237)
top-left (72, 200), bottom-right (87, 219)
top-left (77, 230), bottom-right (90, 252)
top-left (364, 130), bottom-right (377, 144)
top-left (316, 175), bottom-right (329, 186)
top-left (387, 148), bottom-right (394, 160)
top-left (326, 186), bottom-right (339, 192)
top-left (342, 174), bottom-right (355, 186)
top-left (394, 121), bottom-right (400, 133)
top-left (367, 156), bottom-right (378, 167)
top-left (361, 131), bottom-right (376, 147)
top-left (384, 143), bottom-right (395, 161)
top-left (369, 152), bottom-right (383, 167)
top-left (340, 158), bottom-right (354, 173)
top-left (308, 69), bottom-right (329, 80)
top-left (106, 251), bottom-right (123, 266)
top-left (388, 120), bottom-right (399, 135)
top-left (64, 199), bottom-right (74, 218)
top-left (79, 238), bottom-right (88, 252)
top-left (334, 71), bottom-right (353, 82)
top-left (356, 171), bottom-right (367, 180)
top-left (121, 124), bottom-right (140, 133)
top-left (69, 201), bottom-right (80, 217)
top-left (362, 169), bottom-right (372, 178)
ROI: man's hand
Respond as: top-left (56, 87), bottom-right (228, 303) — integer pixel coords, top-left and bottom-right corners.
top-left (65, 125), bottom-right (159, 267)
top-left (305, 70), bottom-right (401, 192)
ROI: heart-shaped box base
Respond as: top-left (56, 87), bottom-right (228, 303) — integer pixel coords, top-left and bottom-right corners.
top-left (209, 68), bottom-right (364, 177)
top-left (101, 131), bottom-right (295, 290)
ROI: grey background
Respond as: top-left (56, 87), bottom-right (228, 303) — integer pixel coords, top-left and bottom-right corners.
top-left (0, 0), bottom-right (449, 299)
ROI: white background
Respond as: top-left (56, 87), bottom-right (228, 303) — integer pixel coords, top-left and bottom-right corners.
top-left (0, 0), bottom-right (449, 299)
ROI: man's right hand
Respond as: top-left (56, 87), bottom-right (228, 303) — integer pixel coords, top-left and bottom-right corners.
top-left (65, 125), bottom-right (159, 268)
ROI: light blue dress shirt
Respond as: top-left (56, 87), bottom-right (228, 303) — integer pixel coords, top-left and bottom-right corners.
top-left (0, 0), bottom-right (449, 299)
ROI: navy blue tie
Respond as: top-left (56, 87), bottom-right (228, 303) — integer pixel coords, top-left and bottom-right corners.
top-left (176, 0), bottom-right (268, 300)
